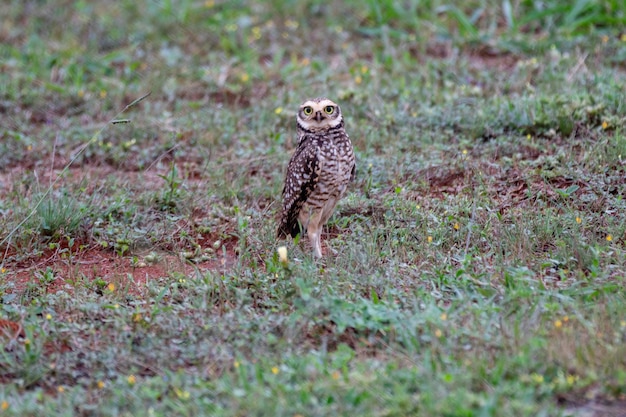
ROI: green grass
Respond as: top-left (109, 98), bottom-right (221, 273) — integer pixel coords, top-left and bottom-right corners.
top-left (1, 0), bottom-right (626, 415)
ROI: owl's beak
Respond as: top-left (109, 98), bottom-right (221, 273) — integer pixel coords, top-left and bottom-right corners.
top-left (315, 111), bottom-right (323, 122)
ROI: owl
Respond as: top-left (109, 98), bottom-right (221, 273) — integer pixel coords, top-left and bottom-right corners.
top-left (277, 98), bottom-right (356, 258)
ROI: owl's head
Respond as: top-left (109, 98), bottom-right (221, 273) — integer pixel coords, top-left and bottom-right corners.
top-left (296, 98), bottom-right (343, 132)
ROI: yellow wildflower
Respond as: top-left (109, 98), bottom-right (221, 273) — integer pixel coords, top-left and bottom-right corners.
top-left (530, 373), bottom-right (544, 384)
top-left (251, 27), bottom-right (261, 41)
top-left (285, 20), bottom-right (299, 29)
top-left (271, 366), bottom-right (279, 375)
top-left (127, 375), bottom-right (136, 385)
top-left (175, 387), bottom-right (190, 399)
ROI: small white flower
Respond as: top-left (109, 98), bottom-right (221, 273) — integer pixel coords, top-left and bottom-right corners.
top-left (277, 246), bottom-right (288, 264)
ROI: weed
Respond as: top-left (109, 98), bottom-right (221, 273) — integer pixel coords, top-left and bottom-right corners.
top-left (156, 162), bottom-right (184, 212)
top-left (35, 193), bottom-right (84, 239)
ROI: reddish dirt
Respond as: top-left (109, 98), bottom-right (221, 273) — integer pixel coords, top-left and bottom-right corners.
top-left (3, 246), bottom-right (237, 296)
top-left (0, 152), bottom-right (245, 296)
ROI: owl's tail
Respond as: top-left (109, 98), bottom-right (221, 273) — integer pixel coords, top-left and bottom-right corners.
top-left (276, 220), bottom-right (302, 239)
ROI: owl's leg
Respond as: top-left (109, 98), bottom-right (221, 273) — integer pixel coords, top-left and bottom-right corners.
top-left (319, 198), bottom-right (338, 256)
top-left (311, 230), bottom-right (323, 258)
top-left (320, 198), bottom-right (338, 226)
top-left (301, 208), bottom-right (324, 258)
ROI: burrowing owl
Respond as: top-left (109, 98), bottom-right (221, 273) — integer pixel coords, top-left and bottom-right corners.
top-left (277, 98), bottom-right (356, 258)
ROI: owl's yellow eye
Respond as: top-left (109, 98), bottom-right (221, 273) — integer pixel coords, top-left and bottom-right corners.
top-left (303, 106), bottom-right (313, 115)
top-left (324, 106), bottom-right (335, 114)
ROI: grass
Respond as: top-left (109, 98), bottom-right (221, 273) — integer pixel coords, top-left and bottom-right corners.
top-left (1, 0), bottom-right (626, 415)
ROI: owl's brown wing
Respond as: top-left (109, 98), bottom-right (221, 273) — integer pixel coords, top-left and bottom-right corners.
top-left (277, 137), bottom-right (320, 238)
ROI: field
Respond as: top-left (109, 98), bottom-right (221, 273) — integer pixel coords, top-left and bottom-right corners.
top-left (1, 0), bottom-right (626, 415)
